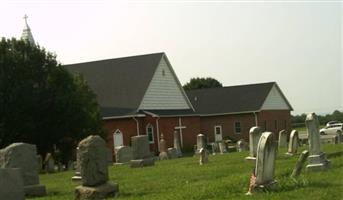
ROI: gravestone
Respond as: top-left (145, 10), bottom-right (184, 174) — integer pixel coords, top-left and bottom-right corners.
top-left (291, 150), bottom-right (309, 178)
top-left (305, 113), bottom-right (330, 171)
top-left (0, 168), bottom-right (25, 200)
top-left (246, 126), bottom-right (262, 160)
top-left (159, 134), bottom-right (169, 160)
top-left (199, 148), bottom-right (209, 165)
top-left (210, 143), bottom-right (219, 155)
top-left (218, 141), bottom-right (227, 154)
top-left (173, 131), bottom-right (182, 157)
top-left (286, 130), bottom-right (299, 155)
top-left (335, 131), bottom-right (342, 143)
top-left (72, 147), bottom-right (82, 181)
top-left (254, 132), bottom-right (277, 190)
top-left (115, 146), bottom-right (133, 164)
top-left (237, 139), bottom-right (248, 152)
top-left (195, 134), bottom-right (206, 154)
top-left (0, 143), bottom-right (46, 197)
top-left (37, 155), bottom-right (43, 173)
top-left (278, 130), bottom-right (288, 148)
top-left (106, 148), bottom-right (113, 166)
top-left (75, 135), bottom-right (118, 200)
top-left (130, 135), bottom-right (155, 168)
top-left (44, 152), bottom-right (55, 173)
top-left (167, 148), bottom-right (178, 159)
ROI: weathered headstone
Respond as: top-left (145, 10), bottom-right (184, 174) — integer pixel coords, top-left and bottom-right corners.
top-left (335, 131), bottom-right (342, 143)
top-left (67, 160), bottom-right (74, 170)
top-left (278, 130), bottom-right (288, 148)
top-left (286, 130), bottom-right (299, 155)
top-left (115, 146), bottom-right (133, 164)
top-left (106, 148), bottom-right (113, 166)
top-left (173, 131), bottom-right (182, 157)
top-left (159, 134), bottom-right (169, 160)
top-left (218, 141), bottom-right (227, 154)
top-left (199, 148), bottom-right (209, 165)
top-left (246, 127), bottom-right (262, 160)
top-left (75, 135), bottom-right (118, 200)
top-left (72, 147), bottom-right (82, 181)
top-left (305, 113), bottom-right (330, 171)
top-left (237, 139), bottom-right (248, 152)
top-left (130, 135), bottom-right (155, 168)
top-left (37, 155), bottom-right (43, 173)
top-left (0, 143), bottom-right (46, 197)
top-left (254, 132), bottom-right (277, 190)
top-left (195, 134), bottom-right (206, 154)
top-left (291, 150), bottom-right (309, 178)
top-left (0, 168), bottom-right (25, 200)
top-left (167, 148), bottom-right (178, 159)
top-left (44, 152), bottom-right (55, 173)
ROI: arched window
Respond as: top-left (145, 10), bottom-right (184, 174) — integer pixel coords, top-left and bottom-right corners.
top-left (146, 124), bottom-right (154, 144)
top-left (113, 129), bottom-right (123, 148)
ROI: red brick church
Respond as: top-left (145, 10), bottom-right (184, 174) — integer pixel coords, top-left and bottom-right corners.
top-left (65, 53), bottom-right (293, 154)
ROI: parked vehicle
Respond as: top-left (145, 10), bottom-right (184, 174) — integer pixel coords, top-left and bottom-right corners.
top-left (326, 121), bottom-right (341, 127)
top-left (320, 123), bottom-right (343, 135)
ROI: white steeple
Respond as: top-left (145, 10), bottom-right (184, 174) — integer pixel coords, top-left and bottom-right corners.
top-left (21, 15), bottom-right (35, 45)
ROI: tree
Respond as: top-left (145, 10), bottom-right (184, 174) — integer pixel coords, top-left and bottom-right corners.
top-left (0, 38), bottom-right (103, 160)
top-left (183, 77), bottom-right (223, 90)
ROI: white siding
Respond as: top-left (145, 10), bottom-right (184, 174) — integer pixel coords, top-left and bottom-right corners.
top-left (261, 85), bottom-right (290, 110)
top-left (139, 57), bottom-right (191, 110)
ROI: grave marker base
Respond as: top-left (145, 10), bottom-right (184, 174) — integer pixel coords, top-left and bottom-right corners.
top-left (254, 180), bottom-right (278, 192)
top-left (75, 182), bottom-right (118, 200)
top-left (306, 153), bottom-right (330, 171)
top-left (130, 158), bottom-right (155, 168)
top-left (24, 184), bottom-right (47, 197)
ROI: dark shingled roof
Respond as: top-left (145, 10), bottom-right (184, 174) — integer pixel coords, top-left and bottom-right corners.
top-left (186, 82), bottom-right (292, 115)
top-left (65, 53), bottom-right (164, 117)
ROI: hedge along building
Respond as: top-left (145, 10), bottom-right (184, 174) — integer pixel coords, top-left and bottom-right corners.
top-left (66, 53), bottom-right (200, 154)
top-left (186, 82), bottom-right (293, 143)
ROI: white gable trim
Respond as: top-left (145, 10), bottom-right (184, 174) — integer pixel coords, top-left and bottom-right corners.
top-left (137, 54), bottom-right (194, 111)
top-left (261, 84), bottom-right (292, 110)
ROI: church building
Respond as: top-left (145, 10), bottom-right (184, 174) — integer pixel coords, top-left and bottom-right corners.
top-left (21, 16), bottom-right (293, 156)
top-left (66, 54), bottom-right (293, 155)
top-left (66, 53), bottom-right (201, 153)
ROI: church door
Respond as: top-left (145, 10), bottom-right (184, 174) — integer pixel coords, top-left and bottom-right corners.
top-left (214, 125), bottom-right (223, 142)
top-left (113, 129), bottom-right (123, 148)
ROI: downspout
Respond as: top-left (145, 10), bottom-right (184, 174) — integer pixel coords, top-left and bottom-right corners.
top-left (133, 117), bottom-right (140, 136)
top-left (253, 112), bottom-right (258, 126)
top-left (156, 117), bottom-right (160, 151)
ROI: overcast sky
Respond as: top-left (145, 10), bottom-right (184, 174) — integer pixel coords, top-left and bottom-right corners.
top-left (1, 0), bottom-right (342, 115)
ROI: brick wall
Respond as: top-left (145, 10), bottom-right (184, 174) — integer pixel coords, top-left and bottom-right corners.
top-left (103, 115), bottom-right (201, 156)
top-left (199, 110), bottom-right (291, 143)
top-left (257, 110), bottom-right (292, 138)
top-left (103, 117), bottom-right (138, 158)
top-left (102, 110), bottom-right (291, 159)
top-left (200, 113), bottom-right (255, 142)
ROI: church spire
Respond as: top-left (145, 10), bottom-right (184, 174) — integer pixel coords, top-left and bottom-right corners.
top-left (21, 14), bottom-right (35, 45)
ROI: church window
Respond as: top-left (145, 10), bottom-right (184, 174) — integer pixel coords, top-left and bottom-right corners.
top-left (146, 124), bottom-right (154, 143)
top-left (234, 121), bottom-right (241, 134)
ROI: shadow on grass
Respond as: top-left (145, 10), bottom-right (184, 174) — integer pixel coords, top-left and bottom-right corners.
top-left (327, 151), bottom-right (343, 158)
top-left (117, 191), bottom-right (149, 198)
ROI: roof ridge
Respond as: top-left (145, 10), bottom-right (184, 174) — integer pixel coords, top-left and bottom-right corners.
top-left (64, 52), bottom-right (165, 66)
top-left (186, 82), bottom-right (276, 92)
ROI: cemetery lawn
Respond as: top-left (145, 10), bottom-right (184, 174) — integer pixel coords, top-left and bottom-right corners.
top-left (32, 144), bottom-right (343, 200)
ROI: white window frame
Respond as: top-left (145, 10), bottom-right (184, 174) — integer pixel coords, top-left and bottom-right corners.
top-left (234, 121), bottom-right (241, 134)
top-left (214, 125), bottom-right (222, 135)
top-left (146, 124), bottom-right (154, 144)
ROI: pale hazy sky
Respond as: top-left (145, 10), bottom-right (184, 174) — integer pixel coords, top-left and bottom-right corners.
top-left (1, 0), bottom-right (342, 114)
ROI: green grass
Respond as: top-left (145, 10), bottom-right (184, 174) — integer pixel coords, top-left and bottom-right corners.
top-left (32, 144), bottom-right (343, 200)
